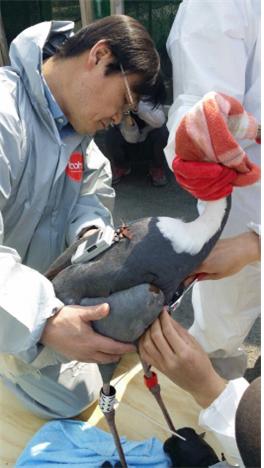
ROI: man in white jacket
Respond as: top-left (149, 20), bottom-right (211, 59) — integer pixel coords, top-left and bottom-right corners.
top-left (165, 0), bottom-right (260, 376)
top-left (139, 310), bottom-right (259, 467)
top-left (155, 0), bottom-right (260, 463)
top-left (0, 15), bottom-right (164, 418)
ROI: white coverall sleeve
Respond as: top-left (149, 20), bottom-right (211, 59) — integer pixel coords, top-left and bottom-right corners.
top-left (136, 101), bottom-right (166, 128)
top-left (165, 0), bottom-right (251, 170)
top-left (199, 378), bottom-right (249, 466)
top-left (119, 119), bottom-right (141, 144)
top-left (66, 139), bottom-right (115, 244)
top-left (119, 101), bottom-right (166, 144)
top-left (0, 115), bottom-right (63, 357)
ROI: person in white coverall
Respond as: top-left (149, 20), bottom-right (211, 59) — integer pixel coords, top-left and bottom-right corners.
top-left (104, 99), bottom-right (168, 186)
top-left (0, 16), bottom-right (164, 418)
top-left (165, 0), bottom-right (260, 377)
top-left (139, 311), bottom-right (259, 467)
top-left (146, 0), bottom-right (260, 463)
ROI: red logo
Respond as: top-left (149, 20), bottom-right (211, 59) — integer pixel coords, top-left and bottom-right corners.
top-left (66, 152), bottom-right (84, 182)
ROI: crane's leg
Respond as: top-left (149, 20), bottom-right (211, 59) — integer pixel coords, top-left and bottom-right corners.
top-left (99, 384), bottom-right (128, 468)
top-left (140, 358), bottom-right (176, 433)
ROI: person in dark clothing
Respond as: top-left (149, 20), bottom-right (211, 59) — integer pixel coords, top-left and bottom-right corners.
top-left (104, 100), bottom-right (169, 186)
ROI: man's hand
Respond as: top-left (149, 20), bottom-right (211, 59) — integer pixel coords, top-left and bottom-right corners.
top-left (139, 310), bottom-right (226, 408)
top-left (40, 303), bottom-right (135, 364)
top-left (185, 231), bottom-right (260, 284)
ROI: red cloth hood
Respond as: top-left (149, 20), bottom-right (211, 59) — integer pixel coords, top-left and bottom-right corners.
top-left (172, 92), bottom-right (260, 200)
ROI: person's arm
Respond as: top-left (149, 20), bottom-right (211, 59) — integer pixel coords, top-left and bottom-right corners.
top-left (119, 101), bottom-right (166, 144)
top-left (199, 377), bottom-right (249, 467)
top-left (139, 310), bottom-right (248, 465)
top-left (136, 101), bottom-right (166, 128)
top-left (165, 0), bottom-right (252, 169)
top-left (0, 217), bottom-right (63, 359)
top-left (134, 101), bottom-right (167, 142)
top-left (119, 113), bottom-right (141, 144)
top-left (0, 108), bottom-right (133, 365)
top-left (185, 231), bottom-right (260, 283)
top-left (0, 207), bottom-right (134, 367)
top-left (66, 138), bottom-right (115, 245)
top-left (0, 101), bottom-right (63, 359)
top-left (40, 303), bottom-right (135, 363)
top-left (139, 310), bottom-right (226, 407)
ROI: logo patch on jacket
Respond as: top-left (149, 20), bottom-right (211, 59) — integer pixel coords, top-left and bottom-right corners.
top-left (66, 152), bottom-right (84, 182)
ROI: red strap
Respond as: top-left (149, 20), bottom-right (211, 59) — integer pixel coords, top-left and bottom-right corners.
top-left (144, 371), bottom-right (158, 389)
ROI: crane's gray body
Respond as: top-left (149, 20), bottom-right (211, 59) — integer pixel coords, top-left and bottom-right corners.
top-left (47, 197), bottom-right (231, 382)
top-left (51, 197), bottom-right (231, 304)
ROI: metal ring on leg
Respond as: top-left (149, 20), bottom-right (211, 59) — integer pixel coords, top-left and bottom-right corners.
top-left (99, 386), bottom-right (128, 468)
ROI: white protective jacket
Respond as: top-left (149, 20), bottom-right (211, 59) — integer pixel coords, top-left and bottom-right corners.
top-left (0, 21), bottom-right (115, 362)
top-left (165, 1), bottom-right (260, 465)
top-left (119, 100), bottom-right (166, 143)
top-left (166, 0), bottom-right (260, 238)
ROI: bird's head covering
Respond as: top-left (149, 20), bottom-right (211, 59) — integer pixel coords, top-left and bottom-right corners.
top-left (172, 92), bottom-right (261, 200)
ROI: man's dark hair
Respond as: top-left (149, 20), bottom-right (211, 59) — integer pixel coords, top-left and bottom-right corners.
top-left (55, 15), bottom-right (166, 106)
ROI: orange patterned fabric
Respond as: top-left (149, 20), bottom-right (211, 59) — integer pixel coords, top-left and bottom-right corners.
top-left (172, 92), bottom-right (260, 200)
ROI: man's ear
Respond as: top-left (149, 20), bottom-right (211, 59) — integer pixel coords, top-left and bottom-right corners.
top-left (86, 39), bottom-right (113, 69)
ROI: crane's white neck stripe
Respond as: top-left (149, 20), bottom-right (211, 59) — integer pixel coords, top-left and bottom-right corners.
top-left (157, 198), bottom-right (227, 255)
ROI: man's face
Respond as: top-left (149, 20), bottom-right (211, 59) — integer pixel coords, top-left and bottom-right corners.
top-left (65, 53), bottom-right (140, 135)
